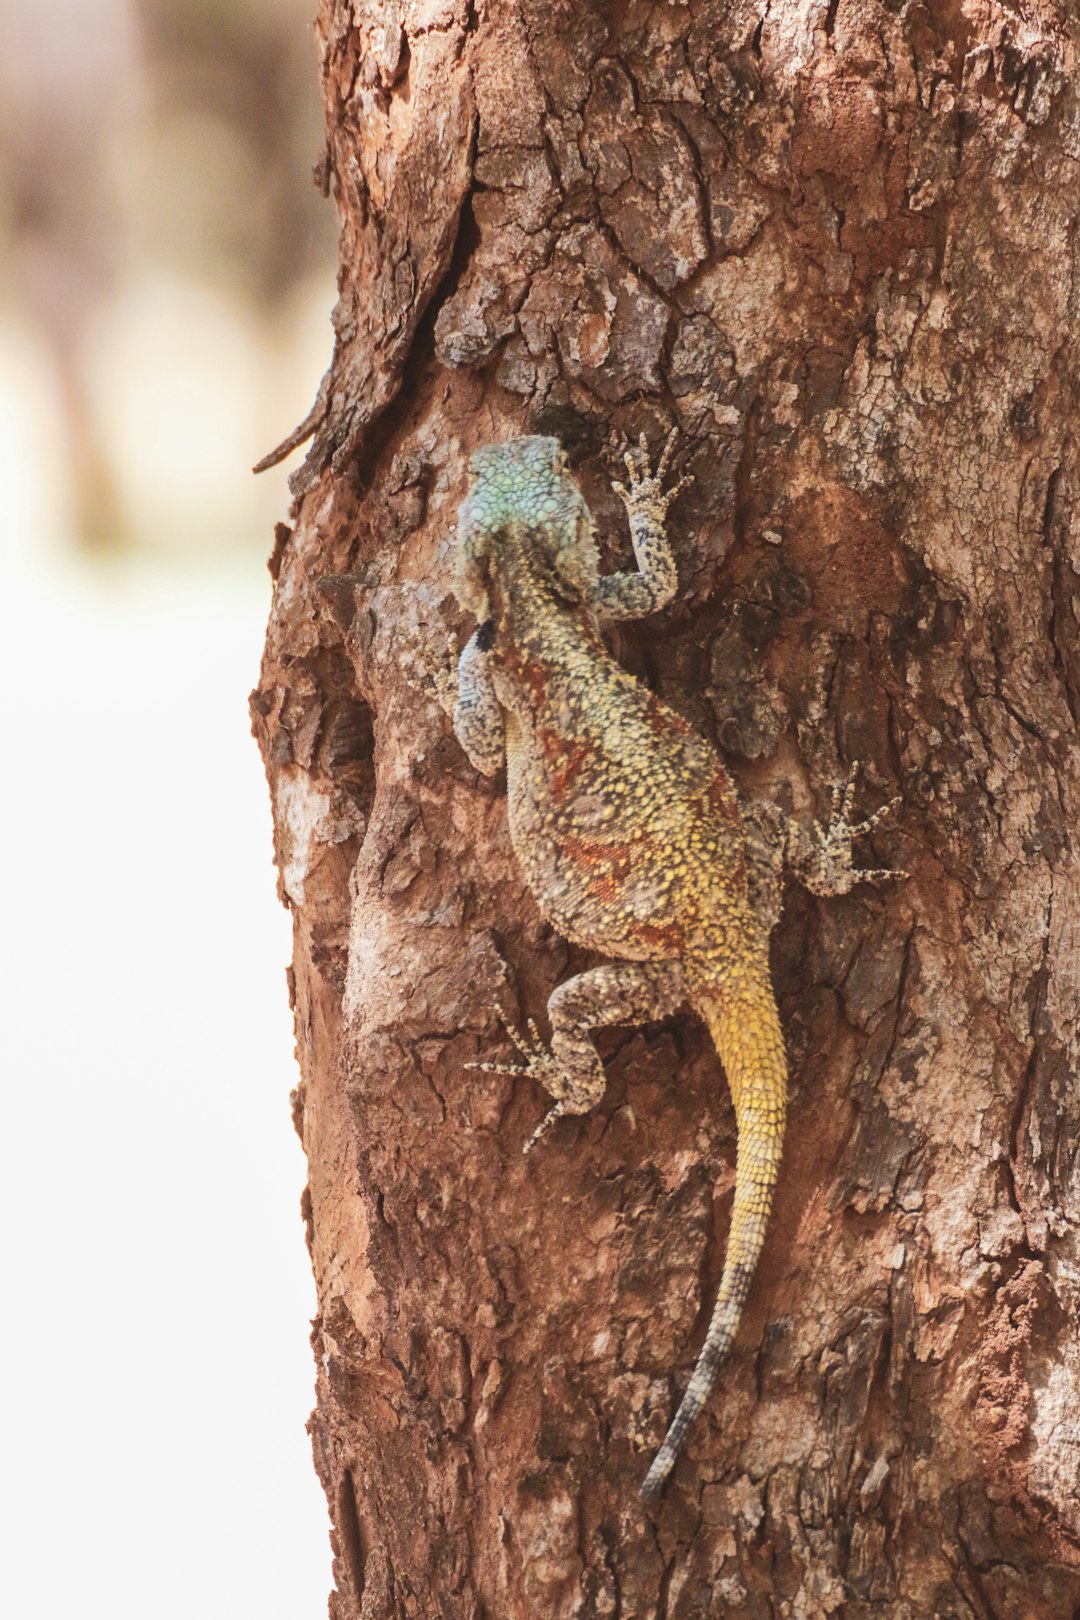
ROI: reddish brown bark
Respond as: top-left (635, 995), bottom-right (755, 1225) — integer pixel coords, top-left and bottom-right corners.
top-left (253, 3), bottom-right (1080, 1614)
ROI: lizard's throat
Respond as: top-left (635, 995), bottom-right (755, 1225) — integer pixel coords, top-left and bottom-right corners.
top-left (488, 555), bottom-right (587, 654)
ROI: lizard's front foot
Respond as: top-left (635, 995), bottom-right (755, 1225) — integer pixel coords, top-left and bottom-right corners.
top-left (612, 429), bottom-right (693, 524)
top-left (467, 1016), bottom-right (602, 1154)
top-left (799, 763), bottom-right (908, 896)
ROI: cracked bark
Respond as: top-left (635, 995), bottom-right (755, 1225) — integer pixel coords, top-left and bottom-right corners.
top-left (252, 3), bottom-right (1080, 1615)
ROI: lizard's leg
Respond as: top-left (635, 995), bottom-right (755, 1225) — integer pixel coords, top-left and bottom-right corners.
top-left (469, 960), bottom-right (687, 1152)
top-left (785, 762), bottom-right (907, 898)
top-left (451, 622), bottom-right (505, 776)
top-left (411, 624), bottom-right (506, 777)
top-left (589, 431), bottom-right (692, 621)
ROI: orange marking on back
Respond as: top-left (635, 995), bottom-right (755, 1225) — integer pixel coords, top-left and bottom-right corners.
top-left (587, 875), bottom-right (621, 904)
top-left (499, 645), bottom-right (549, 707)
top-left (630, 918), bottom-right (682, 951)
top-left (538, 725), bottom-right (562, 762)
top-left (549, 737), bottom-right (596, 803)
top-left (562, 835), bottom-right (634, 878)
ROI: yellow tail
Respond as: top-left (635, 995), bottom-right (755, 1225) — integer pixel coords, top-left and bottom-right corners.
top-left (641, 962), bottom-right (788, 1502)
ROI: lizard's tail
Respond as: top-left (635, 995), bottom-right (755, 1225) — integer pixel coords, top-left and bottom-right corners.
top-left (641, 963), bottom-right (787, 1503)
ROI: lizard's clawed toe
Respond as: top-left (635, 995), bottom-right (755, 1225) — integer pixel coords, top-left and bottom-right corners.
top-left (809, 764), bottom-right (905, 895)
top-left (522, 1101), bottom-right (569, 1154)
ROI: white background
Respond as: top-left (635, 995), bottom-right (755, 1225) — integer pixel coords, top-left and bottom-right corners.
top-left (1, 333), bottom-right (333, 1615)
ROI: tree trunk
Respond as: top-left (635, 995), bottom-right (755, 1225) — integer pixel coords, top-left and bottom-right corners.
top-left (252, 3), bottom-right (1080, 1615)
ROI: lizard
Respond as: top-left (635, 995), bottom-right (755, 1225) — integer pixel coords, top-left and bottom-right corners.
top-left (424, 430), bottom-right (904, 1502)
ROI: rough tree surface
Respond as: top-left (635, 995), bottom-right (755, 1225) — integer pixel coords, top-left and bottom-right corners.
top-left (251, 3), bottom-right (1080, 1616)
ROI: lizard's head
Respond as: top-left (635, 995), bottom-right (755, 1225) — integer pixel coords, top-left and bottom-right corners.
top-left (454, 436), bottom-right (599, 619)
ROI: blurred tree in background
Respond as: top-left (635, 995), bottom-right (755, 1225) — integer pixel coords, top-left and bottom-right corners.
top-left (0, 0), bottom-right (336, 554)
top-left (2, 9), bottom-right (340, 1618)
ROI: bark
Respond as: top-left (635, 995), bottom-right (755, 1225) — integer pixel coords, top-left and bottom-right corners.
top-left (251, 3), bottom-right (1080, 1615)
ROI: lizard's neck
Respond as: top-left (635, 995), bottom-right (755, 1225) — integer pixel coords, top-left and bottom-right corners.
top-left (489, 550), bottom-right (602, 668)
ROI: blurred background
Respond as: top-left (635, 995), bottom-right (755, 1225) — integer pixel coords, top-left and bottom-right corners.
top-left (1, 1), bottom-right (337, 1613)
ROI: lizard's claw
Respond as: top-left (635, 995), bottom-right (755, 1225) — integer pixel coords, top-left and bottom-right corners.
top-left (808, 763), bottom-right (908, 895)
top-left (466, 1015), bottom-right (539, 1074)
top-left (523, 1099), bottom-right (572, 1155)
top-left (612, 429), bottom-right (693, 519)
top-left (466, 1015), bottom-right (577, 1154)
top-left (466, 1016), bottom-right (559, 1083)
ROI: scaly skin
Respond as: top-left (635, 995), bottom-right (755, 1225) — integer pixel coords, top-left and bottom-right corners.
top-left (430, 432), bottom-right (903, 1502)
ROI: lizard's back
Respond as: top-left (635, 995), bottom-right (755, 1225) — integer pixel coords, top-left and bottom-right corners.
top-left (491, 586), bottom-right (758, 964)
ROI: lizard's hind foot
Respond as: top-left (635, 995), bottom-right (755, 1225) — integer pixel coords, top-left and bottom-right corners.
top-left (793, 762), bottom-right (908, 898)
top-left (466, 1013), bottom-right (606, 1154)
